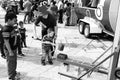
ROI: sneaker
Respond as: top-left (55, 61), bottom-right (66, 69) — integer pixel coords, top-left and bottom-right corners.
top-left (48, 60), bottom-right (53, 65)
top-left (24, 45), bottom-right (27, 48)
top-left (9, 72), bottom-right (21, 80)
top-left (15, 72), bottom-right (21, 80)
top-left (41, 60), bottom-right (46, 66)
top-left (19, 53), bottom-right (25, 56)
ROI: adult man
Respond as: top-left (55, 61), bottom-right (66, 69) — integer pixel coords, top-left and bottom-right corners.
top-left (33, 5), bottom-right (57, 39)
top-left (33, 5), bottom-right (57, 57)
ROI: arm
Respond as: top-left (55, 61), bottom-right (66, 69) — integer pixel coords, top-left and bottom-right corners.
top-left (42, 35), bottom-right (56, 46)
top-left (23, 2), bottom-right (27, 8)
top-left (54, 26), bottom-right (58, 37)
top-left (4, 39), bottom-right (14, 56)
top-left (2, 28), bottom-right (14, 56)
top-left (33, 16), bottom-right (42, 38)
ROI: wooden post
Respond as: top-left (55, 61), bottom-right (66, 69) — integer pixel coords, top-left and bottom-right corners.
top-left (107, 1), bottom-right (120, 80)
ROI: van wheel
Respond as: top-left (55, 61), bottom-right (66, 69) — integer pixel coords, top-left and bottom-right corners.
top-left (84, 24), bottom-right (90, 38)
top-left (78, 22), bottom-right (84, 34)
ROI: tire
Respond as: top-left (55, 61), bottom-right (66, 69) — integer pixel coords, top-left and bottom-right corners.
top-left (115, 68), bottom-right (120, 79)
top-left (78, 22), bottom-right (84, 34)
top-left (84, 24), bottom-right (90, 38)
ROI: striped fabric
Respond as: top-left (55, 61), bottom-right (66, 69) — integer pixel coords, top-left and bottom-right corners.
top-left (2, 32), bottom-right (10, 38)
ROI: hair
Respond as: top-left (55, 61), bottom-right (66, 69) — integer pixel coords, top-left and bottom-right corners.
top-left (52, 1), bottom-right (56, 5)
top-left (19, 21), bottom-right (23, 25)
top-left (47, 28), bottom-right (54, 33)
top-left (5, 12), bottom-right (17, 23)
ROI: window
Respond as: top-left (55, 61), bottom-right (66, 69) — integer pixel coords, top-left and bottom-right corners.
top-left (81, 0), bottom-right (99, 8)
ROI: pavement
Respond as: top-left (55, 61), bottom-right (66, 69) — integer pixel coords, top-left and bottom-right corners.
top-left (0, 9), bottom-right (113, 80)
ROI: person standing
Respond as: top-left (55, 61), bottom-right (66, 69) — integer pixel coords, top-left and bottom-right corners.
top-left (57, 0), bottom-right (64, 23)
top-left (14, 23), bottom-right (25, 57)
top-left (3, 12), bottom-right (20, 80)
top-left (23, 0), bottom-right (32, 24)
top-left (65, 2), bottom-right (71, 26)
top-left (19, 0), bottom-right (24, 10)
top-left (33, 5), bottom-right (57, 56)
top-left (49, 1), bottom-right (58, 20)
top-left (19, 21), bottom-right (27, 48)
top-left (41, 28), bottom-right (55, 65)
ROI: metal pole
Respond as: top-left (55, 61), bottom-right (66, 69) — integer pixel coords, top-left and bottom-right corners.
top-left (77, 51), bottom-right (117, 80)
top-left (107, 0), bottom-right (120, 80)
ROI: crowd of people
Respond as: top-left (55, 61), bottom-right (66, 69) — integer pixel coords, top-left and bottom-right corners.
top-left (0, 0), bottom-right (73, 80)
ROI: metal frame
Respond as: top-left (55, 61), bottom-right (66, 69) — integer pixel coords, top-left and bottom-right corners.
top-left (107, 0), bottom-right (120, 80)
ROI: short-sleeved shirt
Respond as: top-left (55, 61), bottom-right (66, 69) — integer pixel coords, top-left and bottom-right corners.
top-left (35, 12), bottom-right (56, 30)
top-left (2, 25), bottom-right (18, 50)
top-left (19, 28), bottom-right (26, 38)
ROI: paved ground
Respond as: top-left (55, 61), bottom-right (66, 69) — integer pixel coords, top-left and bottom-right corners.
top-left (0, 8), bottom-right (113, 80)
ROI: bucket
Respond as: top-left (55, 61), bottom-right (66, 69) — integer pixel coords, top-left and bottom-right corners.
top-left (58, 43), bottom-right (65, 51)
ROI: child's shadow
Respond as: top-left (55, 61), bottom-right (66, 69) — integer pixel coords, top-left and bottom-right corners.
top-left (20, 72), bottom-right (53, 80)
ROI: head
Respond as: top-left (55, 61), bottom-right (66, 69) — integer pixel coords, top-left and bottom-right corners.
top-left (19, 21), bottom-right (24, 28)
top-left (5, 12), bottom-right (17, 26)
top-left (38, 5), bottom-right (49, 19)
top-left (47, 28), bottom-right (54, 37)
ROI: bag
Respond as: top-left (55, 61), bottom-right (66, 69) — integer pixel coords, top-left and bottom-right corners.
top-left (57, 53), bottom-right (68, 60)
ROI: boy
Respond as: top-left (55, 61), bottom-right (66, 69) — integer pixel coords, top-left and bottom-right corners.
top-left (19, 21), bottom-right (27, 48)
top-left (2, 12), bottom-right (20, 80)
top-left (41, 28), bottom-right (55, 65)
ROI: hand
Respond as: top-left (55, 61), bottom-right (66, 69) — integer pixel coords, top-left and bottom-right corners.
top-left (9, 52), bottom-right (14, 56)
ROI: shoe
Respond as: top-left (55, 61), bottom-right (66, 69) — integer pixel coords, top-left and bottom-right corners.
top-left (19, 53), bottom-right (25, 56)
top-left (24, 45), bottom-right (27, 48)
top-left (48, 60), bottom-right (53, 65)
top-left (15, 72), bottom-right (21, 80)
top-left (41, 60), bottom-right (46, 66)
top-left (32, 36), bottom-right (41, 40)
top-left (35, 38), bottom-right (42, 41)
top-left (9, 72), bottom-right (21, 80)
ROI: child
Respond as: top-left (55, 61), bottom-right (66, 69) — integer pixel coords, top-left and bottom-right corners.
top-left (2, 12), bottom-right (20, 80)
top-left (14, 23), bottom-right (25, 56)
top-left (41, 28), bottom-right (55, 65)
top-left (19, 21), bottom-right (27, 48)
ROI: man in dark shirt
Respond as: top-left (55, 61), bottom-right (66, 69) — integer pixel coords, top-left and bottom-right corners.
top-left (33, 5), bottom-right (57, 57)
top-left (33, 5), bottom-right (57, 39)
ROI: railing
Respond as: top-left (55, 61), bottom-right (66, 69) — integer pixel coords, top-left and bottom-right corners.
top-left (58, 51), bottom-right (118, 80)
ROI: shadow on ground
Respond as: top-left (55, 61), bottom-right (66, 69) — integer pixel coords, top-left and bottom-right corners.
top-left (0, 65), bottom-right (7, 78)
top-left (20, 72), bottom-right (54, 80)
top-left (18, 46), bottom-right (61, 66)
